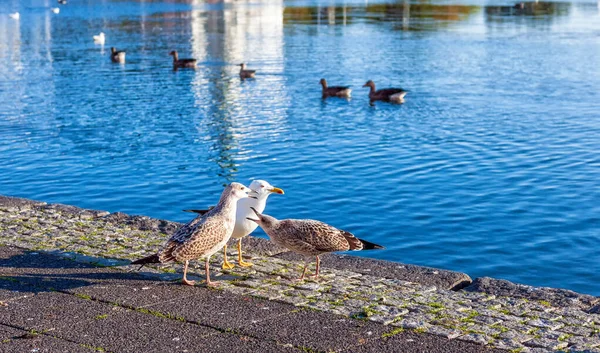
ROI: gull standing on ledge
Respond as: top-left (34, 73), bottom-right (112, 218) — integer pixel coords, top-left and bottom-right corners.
top-left (185, 180), bottom-right (284, 269)
top-left (131, 182), bottom-right (251, 286)
top-left (247, 208), bottom-right (384, 280)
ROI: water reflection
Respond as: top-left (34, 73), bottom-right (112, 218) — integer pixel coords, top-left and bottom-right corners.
top-left (283, 1), bottom-right (481, 31)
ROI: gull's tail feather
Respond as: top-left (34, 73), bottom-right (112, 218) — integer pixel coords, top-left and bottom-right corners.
top-left (131, 253), bottom-right (161, 271)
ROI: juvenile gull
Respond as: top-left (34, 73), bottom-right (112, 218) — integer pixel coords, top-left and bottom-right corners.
top-left (131, 182), bottom-right (251, 286)
top-left (247, 208), bottom-right (384, 280)
top-left (185, 180), bottom-right (284, 269)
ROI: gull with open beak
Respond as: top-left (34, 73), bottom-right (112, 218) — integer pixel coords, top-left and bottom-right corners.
top-left (185, 180), bottom-right (284, 269)
top-left (247, 208), bottom-right (384, 281)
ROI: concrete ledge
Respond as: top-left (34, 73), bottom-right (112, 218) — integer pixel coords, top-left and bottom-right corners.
top-left (2, 195), bottom-right (600, 353)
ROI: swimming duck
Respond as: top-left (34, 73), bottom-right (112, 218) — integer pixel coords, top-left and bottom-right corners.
top-left (93, 32), bottom-right (105, 45)
top-left (58, 0), bottom-right (67, 4)
top-left (169, 50), bottom-right (197, 69)
top-left (320, 78), bottom-right (351, 98)
top-left (110, 47), bottom-right (126, 63)
top-left (9, 12), bottom-right (20, 20)
top-left (363, 80), bottom-right (407, 103)
top-left (239, 63), bottom-right (256, 79)
top-left (52, 7), bottom-right (60, 14)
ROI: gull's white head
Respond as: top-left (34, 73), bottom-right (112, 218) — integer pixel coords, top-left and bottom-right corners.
top-left (248, 180), bottom-right (284, 200)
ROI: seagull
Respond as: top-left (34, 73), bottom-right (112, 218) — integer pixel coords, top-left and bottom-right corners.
top-left (93, 32), bottom-right (105, 44)
top-left (247, 208), bottom-right (384, 280)
top-left (52, 7), bottom-right (60, 14)
top-left (185, 180), bottom-right (284, 269)
top-left (9, 12), bottom-right (20, 20)
top-left (110, 47), bottom-right (126, 63)
top-left (363, 80), bottom-right (407, 103)
top-left (238, 63), bottom-right (256, 79)
top-left (320, 78), bottom-right (351, 98)
top-left (131, 182), bottom-right (251, 286)
top-left (169, 50), bottom-right (197, 69)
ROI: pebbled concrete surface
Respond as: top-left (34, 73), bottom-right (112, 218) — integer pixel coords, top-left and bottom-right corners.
top-left (0, 246), bottom-right (505, 353)
top-left (3, 196), bottom-right (600, 352)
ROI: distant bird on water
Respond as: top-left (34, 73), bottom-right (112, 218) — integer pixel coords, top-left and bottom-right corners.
top-left (131, 182), bottom-right (251, 286)
top-left (93, 32), bottom-right (105, 45)
top-left (9, 12), bottom-right (20, 20)
top-left (239, 63), bottom-right (256, 79)
top-left (169, 50), bottom-right (197, 69)
top-left (363, 80), bottom-right (407, 103)
top-left (52, 7), bottom-right (60, 14)
top-left (185, 180), bottom-right (284, 269)
top-left (320, 78), bottom-right (352, 98)
top-left (110, 47), bottom-right (126, 63)
top-left (247, 208), bottom-right (384, 280)
top-left (58, 0), bottom-right (67, 4)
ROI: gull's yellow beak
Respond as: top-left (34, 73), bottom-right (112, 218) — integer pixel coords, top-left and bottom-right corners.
top-left (269, 187), bottom-right (284, 195)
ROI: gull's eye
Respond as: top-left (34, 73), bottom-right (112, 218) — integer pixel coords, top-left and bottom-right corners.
top-left (260, 185), bottom-right (265, 188)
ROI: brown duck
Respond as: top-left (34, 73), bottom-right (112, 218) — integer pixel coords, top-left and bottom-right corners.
top-left (239, 63), bottom-right (256, 79)
top-left (110, 47), bottom-right (125, 63)
top-left (363, 80), bottom-right (407, 103)
top-left (320, 78), bottom-right (351, 98)
top-left (169, 50), bottom-right (197, 69)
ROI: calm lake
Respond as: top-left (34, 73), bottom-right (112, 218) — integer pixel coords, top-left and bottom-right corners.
top-left (1, 0), bottom-right (599, 294)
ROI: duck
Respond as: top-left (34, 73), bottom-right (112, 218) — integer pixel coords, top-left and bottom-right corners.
top-left (239, 63), bottom-right (256, 79)
top-left (320, 78), bottom-right (351, 98)
top-left (9, 12), bottom-right (20, 20)
top-left (52, 7), bottom-right (60, 14)
top-left (110, 47), bottom-right (126, 63)
top-left (363, 80), bottom-right (407, 103)
top-left (169, 50), bottom-right (197, 69)
top-left (93, 32), bottom-right (105, 45)
top-left (58, 0), bottom-right (67, 4)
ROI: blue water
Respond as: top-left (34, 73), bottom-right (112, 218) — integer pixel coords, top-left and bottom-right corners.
top-left (1, 0), bottom-right (599, 294)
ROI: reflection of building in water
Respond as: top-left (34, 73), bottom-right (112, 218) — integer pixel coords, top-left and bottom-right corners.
top-left (283, 2), bottom-right (480, 31)
top-left (188, 0), bottom-right (285, 183)
top-left (484, 2), bottom-right (572, 30)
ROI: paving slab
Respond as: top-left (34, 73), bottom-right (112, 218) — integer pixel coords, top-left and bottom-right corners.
top-left (348, 330), bottom-right (507, 353)
top-left (146, 288), bottom-right (297, 331)
top-left (236, 308), bottom-right (389, 352)
top-left (0, 291), bottom-right (114, 331)
top-left (0, 334), bottom-right (95, 353)
top-left (51, 307), bottom-right (221, 353)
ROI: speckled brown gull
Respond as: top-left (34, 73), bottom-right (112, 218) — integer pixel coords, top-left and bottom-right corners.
top-left (132, 182), bottom-right (251, 286)
top-left (247, 208), bottom-right (384, 280)
top-left (184, 180), bottom-right (284, 270)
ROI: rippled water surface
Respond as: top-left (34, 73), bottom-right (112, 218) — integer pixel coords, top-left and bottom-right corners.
top-left (1, 0), bottom-right (599, 294)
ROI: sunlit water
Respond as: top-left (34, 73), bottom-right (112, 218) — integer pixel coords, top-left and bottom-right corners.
top-left (1, 0), bottom-right (599, 294)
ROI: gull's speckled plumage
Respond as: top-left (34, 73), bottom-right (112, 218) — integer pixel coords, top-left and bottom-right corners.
top-left (248, 209), bottom-right (384, 280)
top-left (132, 182), bottom-right (250, 286)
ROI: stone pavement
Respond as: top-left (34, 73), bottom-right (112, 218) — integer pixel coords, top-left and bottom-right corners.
top-left (1, 195), bottom-right (600, 352)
